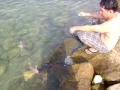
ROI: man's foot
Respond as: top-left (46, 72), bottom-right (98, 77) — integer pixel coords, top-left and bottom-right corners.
top-left (85, 48), bottom-right (98, 55)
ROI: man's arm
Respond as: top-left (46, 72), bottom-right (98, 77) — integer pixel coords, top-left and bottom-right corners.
top-left (70, 23), bottom-right (110, 34)
top-left (78, 12), bottom-right (104, 19)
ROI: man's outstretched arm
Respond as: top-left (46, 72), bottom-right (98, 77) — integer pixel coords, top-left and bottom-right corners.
top-left (69, 23), bottom-right (110, 34)
top-left (78, 12), bottom-right (104, 19)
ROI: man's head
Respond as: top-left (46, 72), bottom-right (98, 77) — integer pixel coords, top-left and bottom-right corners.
top-left (100, 0), bottom-right (118, 12)
top-left (99, 0), bottom-right (118, 19)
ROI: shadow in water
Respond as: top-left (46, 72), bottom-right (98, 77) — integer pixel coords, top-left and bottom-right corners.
top-left (42, 37), bottom-right (89, 90)
top-left (44, 43), bottom-right (78, 90)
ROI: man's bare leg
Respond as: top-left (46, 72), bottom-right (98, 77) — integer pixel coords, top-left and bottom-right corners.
top-left (85, 47), bottom-right (98, 54)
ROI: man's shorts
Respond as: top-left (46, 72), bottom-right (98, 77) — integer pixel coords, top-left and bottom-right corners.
top-left (76, 31), bottom-right (109, 53)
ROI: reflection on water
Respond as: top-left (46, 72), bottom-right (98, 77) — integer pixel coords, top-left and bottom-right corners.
top-left (0, 0), bottom-right (99, 90)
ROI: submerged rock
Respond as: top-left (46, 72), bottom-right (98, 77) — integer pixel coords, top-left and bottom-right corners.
top-left (7, 71), bottom-right (47, 90)
top-left (3, 38), bottom-right (15, 50)
top-left (0, 60), bottom-right (7, 77)
top-left (0, 64), bottom-right (6, 77)
top-left (23, 71), bottom-right (35, 81)
top-left (8, 48), bottom-right (20, 59)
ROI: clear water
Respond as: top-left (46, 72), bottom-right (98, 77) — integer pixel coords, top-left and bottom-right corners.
top-left (0, 0), bottom-right (99, 90)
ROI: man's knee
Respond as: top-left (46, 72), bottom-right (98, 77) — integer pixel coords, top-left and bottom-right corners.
top-left (72, 31), bottom-right (86, 42)
top-left (77, 31), bottom-right (87, 39)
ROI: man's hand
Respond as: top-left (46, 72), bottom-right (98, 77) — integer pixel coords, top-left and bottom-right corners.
top-left (69, 27), bottom-right (77, 34)
top-left (78, 12), bottom-right (90, 17)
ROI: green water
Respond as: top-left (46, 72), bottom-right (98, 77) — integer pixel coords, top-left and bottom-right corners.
top-left (0, 0), bottom-right (99, 90)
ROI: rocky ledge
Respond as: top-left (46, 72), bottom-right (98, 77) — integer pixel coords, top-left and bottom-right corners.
top-left (60, 38), bottom-right (120, 90)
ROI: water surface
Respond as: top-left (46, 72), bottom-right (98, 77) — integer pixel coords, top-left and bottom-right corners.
top-left (0, 0), bottom-right (99, 90)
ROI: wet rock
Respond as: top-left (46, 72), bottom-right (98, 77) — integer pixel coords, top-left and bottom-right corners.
top-left (107, 83), bottom-right (120, 90)
top-left (64, 38), bottom-right (83, 56)
top-left (59, 80), bottom-right (78, 90)
top-left (60, 63), bottom-right (94, 90)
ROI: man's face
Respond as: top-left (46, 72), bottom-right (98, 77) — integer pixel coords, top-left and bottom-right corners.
top-left (99, 7), bottom-right (110, 19)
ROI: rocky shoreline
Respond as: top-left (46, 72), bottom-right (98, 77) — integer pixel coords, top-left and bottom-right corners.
top-left (57, 37), bottom-right (120, 90)
top-left (28, 37), bottom-right (120, 90)
top-left (38, 37), bottom-right (120, 90)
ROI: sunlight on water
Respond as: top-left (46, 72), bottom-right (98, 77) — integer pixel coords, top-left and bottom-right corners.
top-left (0, 0), bottom-right (99, 90)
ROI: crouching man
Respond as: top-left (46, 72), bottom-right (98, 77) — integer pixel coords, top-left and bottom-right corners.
top-left (69, 0), bottom-right (120, 54)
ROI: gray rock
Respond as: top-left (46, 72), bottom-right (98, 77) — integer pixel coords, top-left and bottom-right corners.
top-left (64, 56), bottom-right (74, 65)
top-left (107, 83), bottom-right (120, 90)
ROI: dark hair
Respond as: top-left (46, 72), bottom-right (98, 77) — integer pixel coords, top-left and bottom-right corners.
top-left (100, 0), bottom-right (118, 12)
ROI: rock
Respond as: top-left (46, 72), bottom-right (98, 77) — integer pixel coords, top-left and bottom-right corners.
top-left (74, 63), bottom-right (94, 90)
top-left (53, 16), bottom-right (68, 27)
top-left (22, 40), bottom-right (34, 50)
top-left (92, 75), bottom-right (103, 84)
top-left (8, 48), bottom-right (20, 59)
top-left (0, 60), bottom-right (7, 77)
top-left (7, 72), bottom-right (47, 90)
top-left (23, 71), bottom-right (35, 81)
top-left (0, 64), bottom-right (6, 77)
top-left (91, 84), bottom-right (106, 90)
top-left (1, 52), bottom-right (8, 59)
top-left (36, 39), bottom-right (94, 90)
top-left (7, 77), bottom-right (24, 90)
top-left (3, 38), bottom-right (15, 50)
top-left (118, 0), bottom-right (120, 11)
top-left (74, 63), bottom-right (94, 82)
top-left (107, 83), bottom-right (120, 90)
top-left (60, 63), bottom-right (94, 90)
top-left (64, 56), bottom-right (74, 65)
top-left (64, 38), bottom-right (83, 56)
top-left (69, 38), bottom-right (120, 86)
top-left (18, 36), bottom-right (119, 90)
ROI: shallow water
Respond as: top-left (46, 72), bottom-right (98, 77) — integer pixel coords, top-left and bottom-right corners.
top-left (0, 0), bottom-right (99, 90)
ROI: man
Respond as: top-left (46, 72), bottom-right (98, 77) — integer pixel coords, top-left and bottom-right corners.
top-left (69, 0), bottom-right (120, 54)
